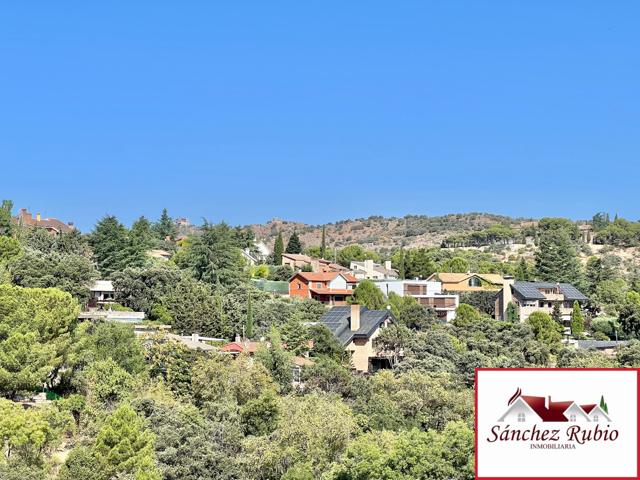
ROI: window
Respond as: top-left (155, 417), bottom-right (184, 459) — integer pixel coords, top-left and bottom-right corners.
top-left (517, 413), bottom-right (526, 422)
top-left (316, 283), bottom-right (322, 288)
top-left (468, 277), bottom-right (482, 287)
top-left (569, 414), bottom-right (576, 422)
top-left (593, 414), bottom-right (599, 422)
top-left (297, 282), bottom-right (302, 290)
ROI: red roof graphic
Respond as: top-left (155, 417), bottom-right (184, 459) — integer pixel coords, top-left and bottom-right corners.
top-left (507, 389), bottom-right (606, 422)
top-left (581, 404), bottom-right (597, 414)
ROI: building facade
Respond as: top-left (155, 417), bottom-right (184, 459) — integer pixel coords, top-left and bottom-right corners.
top-left (373, 280), bottom-right (459, 322)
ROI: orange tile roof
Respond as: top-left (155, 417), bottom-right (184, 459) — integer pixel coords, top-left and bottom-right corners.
top-left (295, 271), bottom-right (340, 282)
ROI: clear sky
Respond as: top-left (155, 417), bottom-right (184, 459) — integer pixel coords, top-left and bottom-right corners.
top-left (2, 2), bottom-right (639, 231)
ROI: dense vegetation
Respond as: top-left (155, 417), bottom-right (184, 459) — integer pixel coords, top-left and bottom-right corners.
top-left (1, 202), bottom-right (640, 479)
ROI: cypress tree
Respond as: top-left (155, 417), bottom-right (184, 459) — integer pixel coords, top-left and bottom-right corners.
top-left (506, 302), bottom-right (519, 322)
top-left (515, 257), bottom-right (531, 281)
top-left (571, 301), bottom-right (585, 336)
top-left (320, 226), bottom-right (327, 259)
top-left (285, 230), bottom-right (303, 254)
top-left (245, 293), bottom-right (253, 339)
top-left (551, 301), bottom-right (563, 324)
top-left (0, 200), bottom-right (13, 237)
top-left (398, 247), bottom-right (406, 280)
top-left (272, 231), bottom-right (284, 265)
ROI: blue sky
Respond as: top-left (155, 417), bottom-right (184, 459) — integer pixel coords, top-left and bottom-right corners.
top-left (1, 2), bottom-right (639, 231)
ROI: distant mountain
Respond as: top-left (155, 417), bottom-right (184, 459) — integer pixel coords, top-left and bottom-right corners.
top-left (247, 213), bottom-right (528, 253)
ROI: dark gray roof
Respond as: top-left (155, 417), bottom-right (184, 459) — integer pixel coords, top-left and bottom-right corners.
top-left (511, 281), bottom-right (588, 301)
top-left (320, 306), bottom-right (392, 346)
top-left (576, 340), bottom-right (629, 350)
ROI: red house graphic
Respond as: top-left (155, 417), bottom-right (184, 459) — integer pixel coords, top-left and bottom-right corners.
top-left (498, 388), bottom-right (612, 423)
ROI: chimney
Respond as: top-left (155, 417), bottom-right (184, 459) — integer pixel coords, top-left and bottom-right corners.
top-left (547, 396), bottom-right (551, 410)
top-left (384, 260), bottom-right (392, 271)
top-left (499, 275), bottom-right (515, 321)
top-left (350, 304), bottom-right (361, 331)
top-left (36, 212), bottom-right (41, 222)
top-left (364, 259), bottom-right (374, 274)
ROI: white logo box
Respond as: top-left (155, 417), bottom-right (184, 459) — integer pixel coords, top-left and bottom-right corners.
top-left (475, 368), bottom-right (639, 479)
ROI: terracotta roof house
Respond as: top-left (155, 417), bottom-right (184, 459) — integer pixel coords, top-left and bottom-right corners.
top-left (349, 260), bottom-right (398, 280)
top-left (319, 304), bottom-right (394, 372)
top-left (220, 341), bottom-right (263, 355)
top-left (425, 272), bottom-right (507, 292)
top-left (498, 389), bottom-right (611, 423)
top-left (14, 208), bottom-right (75, 235)
top-left (495, 278), bottom-right (588, 322)
top-left (281, 253), bottom-right (347, 273)
top-left (289, 271), bottom-right (357, 305)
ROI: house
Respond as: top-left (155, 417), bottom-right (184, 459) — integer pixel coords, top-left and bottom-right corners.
top-left (14, 208), bottom-right (75, 235)
top-left (495, 278), bottom-right (588, 322)
top-left (319, 304), bottom-right (394, 372)
top-left (373, 280), bottom-right (459, 322)
top-left (349, 260), bottom-right (398, 280)
top-left (498, 389), bottom-right (610, 423)
top-left (78, 310), bottom-right (146, 323)
top-left (88, 280), bottom-right (116, 308)
top-left (289, 271), bottom-right (357, 305)
top-left (425, 272), bottom-right (507, 292)
top-left (281, 253), bottom-right (347, 273)
top-left (575, 340), bottom-right (629, 354)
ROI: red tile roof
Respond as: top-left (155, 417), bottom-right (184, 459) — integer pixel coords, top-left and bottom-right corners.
top-left (521, 395), bottom-right (573, 422)
top-left (310, 288), bottom-right (355, 295)
top-left (220, 341), bottom-right (263, 354)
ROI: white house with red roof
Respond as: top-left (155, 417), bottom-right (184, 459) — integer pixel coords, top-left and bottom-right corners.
top-left (288, 271), bottom-right (357, 305)
top-left (498, 388), bottom-right (611, 423)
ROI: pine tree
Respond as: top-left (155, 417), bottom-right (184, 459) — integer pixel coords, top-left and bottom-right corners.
top-left (245, 293), bottom-right (253, 339)
top-left (571, 301), bottom-right (585, 336)
top-left (154, 208), bottom-right (177, 241)
top-left (398, 247), bottom-right (406, 280)
top-left (93, 404), bottom-right (160, 480)
top-left (515, 257), bottom-right (531, 281)
top-left (535, 230), bottom-right (583, 285)
top-left (320, 226), bottom-right (327, 259)
top-left (131, 215), bottom-right (155, 250)
top-left (90, 215), bottom-right (143, 277)
top-left (600, 395), bottom-right (609, 414)
top-left (272, 231), bottom-right (284, 265)
top-left (285, 230), bottom-right (303, 254)
top-left (281, 315), bottom-right (310, 355)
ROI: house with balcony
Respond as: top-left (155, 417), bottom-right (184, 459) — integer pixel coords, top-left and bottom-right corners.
top-left (88, 280), bottom-right (116, 308)
top-left (349, 259), bottom-right (398, 280)
top-left (425, 272), bottom-right (507, 292)
top-left (495, 278), bottom-right (588, 322)
top-left (288, 271), bottom-right (357, 305)
top-left (373, 279), bottom-right (459, 321)
top-left (319, 304), bottom-right (394, 372)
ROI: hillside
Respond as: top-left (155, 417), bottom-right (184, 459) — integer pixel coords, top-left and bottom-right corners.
top-left (248, 213), bottom-right (527, 253)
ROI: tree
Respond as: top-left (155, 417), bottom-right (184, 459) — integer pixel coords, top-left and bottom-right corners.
top-left (551, 301), bottom-right (562, 324)
top-left (111, 264), bottom-right (181, 313)
top-left (184, 221), bottom-right (246, 286)
top-left (349, 279), bottom-right (385, 309)
top-left (285, 231), bottom-right (303, 254)
top-left (534, 230), bottom-right (583, 285)
top-left (506, 302), bottom-right (519, 322)
top-left (154, 208), bottom-right (177, 241)
top-left (9, 250), bottom-right (99, 302)
top-left (375, 324), bottom-right (412, 367)
top-left (515, 258), bottom-right (532, 281)
top-left (281, 315), bottom-right (310, 355)
top-left (80, 358), bottom-right (134, 408)
top-left (93, 404), bottom-right (161, 480)
top-left (240, 390), bottom-right (280, 436)
top-left (320, 226), bottom-right (327, 259)
top-left (256, 328), bottom-right (294, 393)
top-left (0, 286), bottom-right (78, 398)
top-left (59, 446), bottom-right (106, 480)
top-left (571, 301), bottom-right (585, 336)
top-left (526, 311), bottom-right (562, 351)
top-left (131, 216), bottom-right (155, 251)
top-left (0, 200), bottom-right (13, 237)
top-left (337, 245), bottom-right (380, 267)
top-left (272, 231), bottom-right (284, 265)
top-left (0, 236), bottom-right (20, 264)
top-left (441, 257), bottom-right (469, 274)
top-left (619, 303), bottom-right (640, 339)
top-left (453, 304), bottom-right (481, 328)
top-left (309, 324), bottom-right (345, 362)
top-left (397, 247), bottom-right (406, 279)
top-left (246, 292), bottom-right (254, 339)
top-left (599, 395), bottom-right (609, 414)
top-left (241, 394), bottom-right (356, 479)
top-left (90, 215), bottom-right (146, 277)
